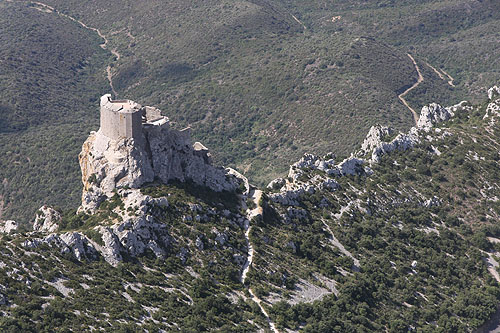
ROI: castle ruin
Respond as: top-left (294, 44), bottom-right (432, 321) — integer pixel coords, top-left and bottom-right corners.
top-left (99, 94), bottom-right (165, 142)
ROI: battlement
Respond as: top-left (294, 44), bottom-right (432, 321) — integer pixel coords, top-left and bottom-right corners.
top-left (98, 94), bottom-right (169, 142)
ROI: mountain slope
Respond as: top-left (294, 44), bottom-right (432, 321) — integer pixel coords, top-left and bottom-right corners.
top-left (1, 87), bottom-right (500, 331)
top-left (4, 0), bottom-right (500, 223)
top-left (0, 1), bottom-right (109, 222)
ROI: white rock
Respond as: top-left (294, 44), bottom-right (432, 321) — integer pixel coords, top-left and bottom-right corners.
top-left (33, 206), bottom-right (61, 233)
top-left (59, 232), bottom-right (96, 260)
top-left (337, 157), bottom-right (365, 175)
top-left (417, 103), bottom-right (454, 130)
top-left (195, 236), bottom-right (204, 250)
top-left (215, 231), bottom-right (228, 246)
top-left (360, 125), bottom-right (394, 154)
top-left (93, 227), bottom-right (123, 266)
top-left (488, 86), bottom-right (500, 100)
top-left (424, 196), bottom-right (441, 208)
top-left (267, 178), bottom-right (285, 190)
top-left (0, 220), bottom-right (18, 234)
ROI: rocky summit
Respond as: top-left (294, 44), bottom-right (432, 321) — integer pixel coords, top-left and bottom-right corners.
top-left (79, 95), bottom-right (240, 212)
top-left (1, 87), bottom-right (500, 331)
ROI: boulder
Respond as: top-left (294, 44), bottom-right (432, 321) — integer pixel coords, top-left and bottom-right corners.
top-left (488, 86), bottom-right (500, 100)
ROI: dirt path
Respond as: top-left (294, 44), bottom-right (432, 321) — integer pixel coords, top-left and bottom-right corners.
top-left (440, 68), bottom-right (455, 87)
top-left (426, 62), bottom-right (455, 87)
top-left (24, 1), bottom-right (119, 97)
top-left (240, 189), bottom-right (279, 332)
top-left (240, 189), bottom-right (261, 284)
top-left (398, 54), bottom-right (423, 125)
top-left (248, 288), bottom-right (279, 333)
top-left (291, 14), bottom-right (307, 30)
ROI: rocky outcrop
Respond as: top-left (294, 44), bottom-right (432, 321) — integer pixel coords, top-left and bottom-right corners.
top-left (23, 232), bottom-right (99, 262)
top-left (24, 192), bottom-right (174, 266)
top-left (417, 101), bottom-right (471, 130)
top-left (417, 103), bottom-right (454, 129)
top-left (79, 96), bottom-right (239, 212)
top-left (359, 125), bottom-right (420, 163)
top-left (357, 101), bottom-right (472, 164)
top-left (360, 125), bottom-right (394, 154)
top-left (484, 90), bottom-right (500, 121)
top-left (33, 206), bottom-right (61, 233)
top-left (268, 99), bottom-right (473, 206)
top-left (0, 220), bottom-right (18, 234)
top-left (488, 86), bottom-right (500, 101)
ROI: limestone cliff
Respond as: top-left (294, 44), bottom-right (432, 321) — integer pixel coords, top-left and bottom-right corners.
top-left (79, 96), bottom-right (238, 212)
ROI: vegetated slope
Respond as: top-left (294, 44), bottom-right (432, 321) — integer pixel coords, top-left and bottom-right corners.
top-left (1, 89), bottom-right (500, 331)
top-left (0, 181), bottom-right (268, 331)
top-left (0, 2), bottom-right (109, 222)
top-left (250, 94), bottom-right (500, 331)
top-left (29, 0), bottom-right (480, 182)
top-left (2, 0), bottom-right (499, 224)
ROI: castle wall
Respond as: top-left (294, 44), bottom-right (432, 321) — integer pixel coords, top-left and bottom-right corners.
top-left (118, 111), bottom-right (142, 141)
top-left (100, 106), bottom-right (121, 140)
top-left (99, 94), bottom-right (143, 142)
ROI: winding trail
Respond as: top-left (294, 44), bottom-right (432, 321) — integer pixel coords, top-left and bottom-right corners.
top-left (240, 189), bottom-right (261, 284)
top-left (241, 189), bottom-right (279, 333)
top-left (426, 62), bottom-right (455, 87)
top-left (440, 68), bottom-right (455, 87)
top-left (248, 288), bottom-right (279, 333)
top-left (24, 1), bottom-right (119, 97)
top-left (398, 54), bottom-right (423, 125)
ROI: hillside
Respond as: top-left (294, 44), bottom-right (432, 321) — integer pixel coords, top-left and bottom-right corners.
top-left (1, 0), bottom-right (499, 223)
top-left (1, 87), bottom-right (500, 331)
top-left (0, 1), bottom-right (109, 222)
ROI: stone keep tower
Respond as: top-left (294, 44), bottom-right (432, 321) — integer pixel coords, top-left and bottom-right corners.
top-left (99, 94), bottom-right (142, 141)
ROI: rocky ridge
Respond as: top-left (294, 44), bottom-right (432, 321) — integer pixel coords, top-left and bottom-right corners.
top-left (267, 100), bottom-right (473, 207)
top-left (4, 90), bottom-right (496, 270)
top-left (9, 95), bottom-right (485, 265)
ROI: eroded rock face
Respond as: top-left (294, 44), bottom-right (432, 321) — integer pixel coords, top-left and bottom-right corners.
top-left (33, 206), bottom-right (61, 233)
top-left (416, 102), bottom-right (470, 130)
top-left (360, 125), bottom-right (394, 154)
top-left (79, 131), bottom-right (154, 212)
top-left (79, 97), bottom-right (238, 212)
top-left (0, 220), bottom-right (18, 234)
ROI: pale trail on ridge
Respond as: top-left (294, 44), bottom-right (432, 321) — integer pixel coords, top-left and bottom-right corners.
top-left (241, 189), bottom-right (279, 333)
top-left (20, 0), bottom-right (120, 97)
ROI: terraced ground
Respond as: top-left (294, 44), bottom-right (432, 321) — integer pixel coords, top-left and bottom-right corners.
top-left (0, 0), bottom-right (499, 223)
